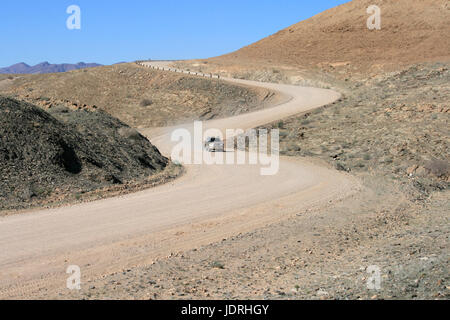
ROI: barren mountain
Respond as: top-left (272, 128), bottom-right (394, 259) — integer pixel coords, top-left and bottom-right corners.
top-left (0, 62), bottom-right (102, 74)
top-left (180, 0), bottom-right (449, 76)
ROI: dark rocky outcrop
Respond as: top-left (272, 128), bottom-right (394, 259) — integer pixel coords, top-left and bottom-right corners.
top-left (0, 96), bottom-right (168, 210)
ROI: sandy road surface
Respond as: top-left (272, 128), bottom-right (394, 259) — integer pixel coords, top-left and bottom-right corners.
top-left (0, 62), bottom-right (358, 298)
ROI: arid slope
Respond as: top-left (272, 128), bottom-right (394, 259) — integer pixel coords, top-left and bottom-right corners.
top-left (178, 0), bottom-right (449, 77)
top-left (0, 63), bottom-right (278, 128)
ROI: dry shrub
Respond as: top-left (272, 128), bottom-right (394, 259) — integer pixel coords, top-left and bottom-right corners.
top-left (140, 99), bottom-right (153, 107)
top-left (425, 159), bottom-right (449, 179)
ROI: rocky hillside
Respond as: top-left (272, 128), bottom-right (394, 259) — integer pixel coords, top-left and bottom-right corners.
top-left (179, 0), bottom-right (449, 77)
top-left (260, 62), bottom-right (449, 198)
top-left (0, 63), bottom-right (278, 128)
top-left (0, 96), bottom-right (169, 211)
top-left (219, 0), bottom-right (449, 71)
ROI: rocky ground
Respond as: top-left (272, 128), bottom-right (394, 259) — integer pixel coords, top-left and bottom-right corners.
top-left (0, 96), bottom-right (179, 213)
top-left (46, 62), bottom-right (449, 300)
top-left (52, 177), bottom-right (449, 300)
top-left (178, 61), bottom-right (449, 198)
top-left (261, 62), bottom-right (449, 198)
top-left (0, 63), bottom-right (278, 128)
top-left (3, 63), bottom-right (447, 298)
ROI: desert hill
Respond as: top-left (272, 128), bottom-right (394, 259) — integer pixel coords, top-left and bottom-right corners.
top-left (207, 0), bottom-right (449, 74)
top-left (0, 63), bottom-right (278, 128)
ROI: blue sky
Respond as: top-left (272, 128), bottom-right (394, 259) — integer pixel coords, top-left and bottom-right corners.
top-left (0, 0), bottom-right (350, 67)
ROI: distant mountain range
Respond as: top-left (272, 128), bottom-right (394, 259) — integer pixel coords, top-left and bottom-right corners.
top-left (0, 62), bottom-right (102, 74)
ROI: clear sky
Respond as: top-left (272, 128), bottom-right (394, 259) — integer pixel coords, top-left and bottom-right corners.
top-left (0, 0), bottom-right (350, 67)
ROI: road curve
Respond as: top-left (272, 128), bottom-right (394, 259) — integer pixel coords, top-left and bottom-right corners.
top-left (0, 61), bottom-right (358, 298)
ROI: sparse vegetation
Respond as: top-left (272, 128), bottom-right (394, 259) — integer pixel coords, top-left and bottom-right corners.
top-left (259, 63), bottom-right (449, 198)
top-left (425, 159), bottom-right (449, 179)
top-left (276, 120), bottom-right (284, 128)
top-left (210, 261), bottom-right (225, 269)
top-left (140, 98), bottom-right (153, 107)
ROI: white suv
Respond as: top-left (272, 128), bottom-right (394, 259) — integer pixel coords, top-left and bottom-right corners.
top-left (204, 137), bottom-right (224, 152)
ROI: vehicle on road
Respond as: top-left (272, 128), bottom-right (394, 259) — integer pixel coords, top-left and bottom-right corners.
top-left (204, 136), bottom-right (225, 152)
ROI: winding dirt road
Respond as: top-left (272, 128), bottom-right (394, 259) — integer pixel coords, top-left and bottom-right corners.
top-left (0, 62), bottom-right (358, 298)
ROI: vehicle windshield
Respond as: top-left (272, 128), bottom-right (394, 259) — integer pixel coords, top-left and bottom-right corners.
top-left (207, 137), bottom-right (221, 143)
